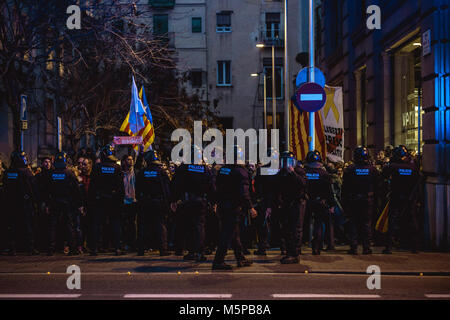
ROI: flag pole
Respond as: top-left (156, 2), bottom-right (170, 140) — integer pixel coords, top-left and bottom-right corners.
top-left (284, 0), bottom-right (290, 152)
top-left (308, 0), bottom-right (315, 152)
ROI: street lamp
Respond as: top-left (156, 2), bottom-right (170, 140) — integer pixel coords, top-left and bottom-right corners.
top-left (251, 71), bottom-right (267, 129)
top-left (256, 42), bottom-right (276, 130)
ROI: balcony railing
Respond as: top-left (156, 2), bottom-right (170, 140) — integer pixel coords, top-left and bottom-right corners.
top-left (260, 28), bottom-right (284, 47)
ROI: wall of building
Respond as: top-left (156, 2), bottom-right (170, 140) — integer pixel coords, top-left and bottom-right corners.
top-left (318, 0), bottom-right (449, 248)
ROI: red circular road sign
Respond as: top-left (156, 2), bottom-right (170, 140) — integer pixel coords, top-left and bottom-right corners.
top-left (295, 82), bottom-right (327, 112)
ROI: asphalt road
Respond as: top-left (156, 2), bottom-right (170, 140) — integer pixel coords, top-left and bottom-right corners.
top-left (0, 273), bottom-right (449, 300)
top-left (0, 248), bottom-right (449, 300)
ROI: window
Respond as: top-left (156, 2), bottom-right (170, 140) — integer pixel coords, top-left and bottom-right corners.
top-left (265, 13), bottom-right (280, 40)
top-left (263, 66), bottom-right (283, 99)
top-left (190, 70), bottom-right (203, 87)
top-left (216, 12), bottom-right (231, 32)
top-left (192, 17), bottom-right (202, 33)
top-left (153, 14), bottom-right (168, 35)
top-left (217, 61), bottom-right (231, 86)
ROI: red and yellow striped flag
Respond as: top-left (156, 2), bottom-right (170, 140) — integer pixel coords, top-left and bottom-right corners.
top-left (119, 87), bottom-right (155, 151)
top-left (375, 201), bottom-right (390, 233)
top-left (289, 100), bottom-right (327, 161)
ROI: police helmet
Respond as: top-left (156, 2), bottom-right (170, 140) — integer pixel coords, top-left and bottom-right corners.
top-left (144, 149), bottom-right (160, 164)
top-left (10, 151), bottom-right (28, 168)
top-left (100, 144), bottom-right (116, 162)
top-left (392, 145), bottom-right (408, 163)
top-left (280, 151), bottom-right (296, 169)
top-left (306, 150), bottom-right (322, 163)
top-left (353, 146), bottom-right (370, 164)
top-left (54, 152), bottom-right (68, 169)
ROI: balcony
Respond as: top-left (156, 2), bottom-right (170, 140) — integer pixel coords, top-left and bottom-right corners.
top-left (260, 28), bottom-right (284, 47)
top-left (149, 0), bottom-right (175, 9)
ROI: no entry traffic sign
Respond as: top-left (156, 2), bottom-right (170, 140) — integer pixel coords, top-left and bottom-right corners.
top-left (295, 82), bottom-right (327, 112)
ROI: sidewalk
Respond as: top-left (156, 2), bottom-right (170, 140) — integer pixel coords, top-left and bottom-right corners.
top-left (0, 246), bottom-right (449, 275)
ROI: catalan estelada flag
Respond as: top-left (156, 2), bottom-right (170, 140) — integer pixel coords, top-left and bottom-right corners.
top-left (120, 82), bottom-right (155, 151)
top-left (289, 99), bottom-right (327, 162)
top-left (375, 201), bottom-right (390, 233)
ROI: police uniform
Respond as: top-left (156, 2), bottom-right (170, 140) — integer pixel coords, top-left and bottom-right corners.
top-left (45, 154), bottom-right (82, 255)
top-left (171, 161), bottom-right (215, 261)
top-left (3, 152), bottom-right (38, 255)
top-left (136, 152), bottom-right (171, 256)
top-left (271, 152), bottom-right (307, 263)
top-left (212, 162), bottom-right (254, 270)
top-left (304, 151), bottom-right (334, 255)
top-left (88, 146), bottom-right (124, 255)
top-left (253, 165), bottom-right (278, 255)
top-left (342, 147), bottom-right (379, 254)
top-left (382, 146), bottom-right (421, 253)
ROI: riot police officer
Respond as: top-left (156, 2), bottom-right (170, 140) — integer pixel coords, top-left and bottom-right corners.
top-left (136, 149), bottom-right (171, 256)
top-left (304, 150), bottom-right (334, 255)
top-left (268, 151), bottom-right (307, 263)
top-left (171, 145), bottom-right (216, 262)
top-left (44, 152), bottom-right (83, 256)
top-left (382, 145), bottom-right (421, 254)
top-left (253, 150), bottom-right (279, 256)
top-left (88, 144), bottom-right (124, 256)
top-left (3, 151), bottom-right (38, 255)
top-left (212, 145), bottom-right (256, 270)
top-left (342, 147), bottom-right (379, 255)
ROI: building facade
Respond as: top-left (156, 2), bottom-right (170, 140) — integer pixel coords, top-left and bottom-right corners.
top-left (317, 0), bottom-right (449, 248)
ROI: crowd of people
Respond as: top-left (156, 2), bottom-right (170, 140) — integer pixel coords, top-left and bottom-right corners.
top-left (0, 143), bottom-right (423, 270)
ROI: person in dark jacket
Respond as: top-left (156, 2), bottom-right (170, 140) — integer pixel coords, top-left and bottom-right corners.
top-left (136, 149), bottom-right (172, 256)
top-left (3, 151), bottom-right (38, 255)
top-left (88, 144), bottom-right (125, 256)
top-left (304, 150), bottom-right (334, 255)
top-left (381, 145), bottom-right (422, 254)
top-left (171, 145), bottom-right (216, 262)
top-left (268, 151), bottom-right (307, 263)
top-left (44, 152), bottom-right (83, 256)
top-left (342, 147), bottom-right (379, 255)
top-left (212, 145), bottom-right (256, 270)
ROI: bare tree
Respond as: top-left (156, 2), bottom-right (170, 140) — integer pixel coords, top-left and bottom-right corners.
top-left (0, 0), bottom-right (220, 155)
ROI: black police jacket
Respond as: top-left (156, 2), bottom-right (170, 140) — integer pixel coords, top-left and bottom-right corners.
top-left (215, 165), bottom-right (253, 210)
top-left (342, 163), bottom-right (379, 202)
top-left (254, 166), bottom-right (279, 209)
top-left (2, 166), bottom-right (36, 203)
top-left (136, 162), bottom-right (171, 203)
top-left (272, 166), bottom-right (307, 206)
top-left (89, 160), bottom-right (124, 202)
top-left (45, 168), bottom-right (82, 208)
top-left (382, 162), bottom-right (420, 198)
top-left (304, 162), bottom-right (334, 205)
top-left (171, 163), bottom-right (215, 202)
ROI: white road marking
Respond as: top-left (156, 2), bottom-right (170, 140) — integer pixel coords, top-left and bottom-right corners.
top-left (425, 294), bottom-right (450, 299)
top-left (272, 294), bottom-right (381, 299)
top-left (0, 294), bottom-right (81, 299)
top-left (123, 294), bottom-right (232, 299)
